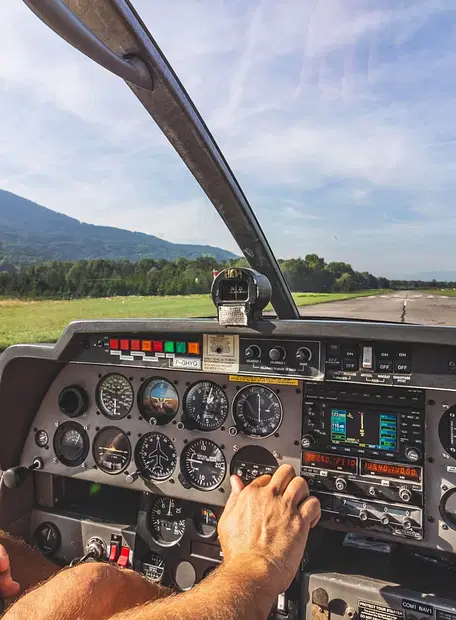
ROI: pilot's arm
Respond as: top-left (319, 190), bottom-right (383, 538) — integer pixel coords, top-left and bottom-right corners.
top-left (109, 464), bottom-right (320, 620)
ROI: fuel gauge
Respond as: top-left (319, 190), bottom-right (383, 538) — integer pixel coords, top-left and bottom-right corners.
top-left (195, 507), bottom-right (218, 537)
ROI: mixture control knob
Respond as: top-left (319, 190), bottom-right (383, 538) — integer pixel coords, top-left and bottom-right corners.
top-left (359, 510), bottom-right (369, 522)
top-left (296, 347), bottom-right (312, 363)
top-left (269, 346), bottom-right (286, 362)
top-left (399, 486), bottom-right (412, 503)
top-left (405, 446), bottom-right (421, 463)
top-left (245, 345), bottom-right (261, 360)
top-left (301, 435), bottom-right (315, 449)
top-left (334, 477), bottom-right (347, 492)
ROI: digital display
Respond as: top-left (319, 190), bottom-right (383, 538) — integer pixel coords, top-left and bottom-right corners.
top-left (360, 459), bottom-right (421, 482)
top-left (302, 451), bottom-right (357, 473)
top-left (330, 408), bottom-right (398, 452)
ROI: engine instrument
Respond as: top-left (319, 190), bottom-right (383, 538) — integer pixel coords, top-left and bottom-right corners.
top-left (138, 378), bottom-right (179, 425)
top-left (150, 496), bottom-right (186, 546)
top-left (232, 385), bottom-right (283, 438)
top-left (92, 427), bottom-right (131, 475)
top-left (135, 432), bottom-right (177, 481)
top-left (96, 374), bottom-right (134, 420)
top-left (34, 522), bottom-right (61, 556)
top-left (53, 421), bottom-right (89, 467)
top-left (141, 552), bottom-right (165, 582)
top-left (180, 439), bottom-right (226, 491)
top-left (183, 381), bottom-right (228, 431)
top-left (195, 507), bottom-right (218, 537)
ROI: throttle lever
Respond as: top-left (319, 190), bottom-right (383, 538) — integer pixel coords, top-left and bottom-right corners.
top-left (2, 458), bottom-right (44, 489)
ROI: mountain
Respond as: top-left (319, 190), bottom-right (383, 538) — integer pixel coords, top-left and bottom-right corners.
top-left (0, 190), bottom-right (237, 263)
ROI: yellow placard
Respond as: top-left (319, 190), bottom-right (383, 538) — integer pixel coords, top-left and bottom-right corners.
top-left (229, 375), bottom-right (299, 386)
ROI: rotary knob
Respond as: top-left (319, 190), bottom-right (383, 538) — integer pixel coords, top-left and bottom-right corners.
top-left (301, 435), bottom-right (315, 449)
top-left (405, 446), bottom-right (421, 463)
top-left (359, 510), bottom-right (369, 522)
top-left (245, 345), bottom-right (261, 360)
top-left (380, 514), bottom-right (390, 526)
top-left (399, 486), bottom-right (412, 503)
top-left (334, 477), bottom-right (347, 492)
top-left (269, 346), bottom-right (286, 362)
top-left (296, 347), bottom-right (312, 363)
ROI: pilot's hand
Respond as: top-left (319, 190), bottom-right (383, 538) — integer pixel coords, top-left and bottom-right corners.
top-left (218, 464), bottom-right (320, 595)
top-left (0, 545), bottom-right (19, 598)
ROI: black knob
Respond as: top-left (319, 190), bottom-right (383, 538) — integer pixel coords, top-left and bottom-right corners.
top-left (3, 458), bottom-right (43, 489)
top-left (403, 518), bottom-right (413, 530)
top-left (334, 477), bottom-right (347, 492)
top-left (380, 514), bottom-right (390, 526)
top-left (405, 446), bottom-right (421, 462)
top-left (125, 471), bottom-right (140, 484)
top-left (245, 345), bottom-right (261, 359)
top-left (301, 435), bottom-right (315, 449)
top-left (399, 486), bottom-right (412, 502)
top-left (359, 510), bottom-right (369, 522)
top-left (58, 386), bottom-right (88, 418)
top-left (296, 347), bottom-right (312, 363)
top-left (269, 346), bottom-right (286, 362)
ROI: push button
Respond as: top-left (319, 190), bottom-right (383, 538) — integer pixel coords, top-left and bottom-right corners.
top-left (117, 546), bottom-right (130, 568)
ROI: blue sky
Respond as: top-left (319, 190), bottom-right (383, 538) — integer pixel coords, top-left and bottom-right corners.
top-left (2, 0), bottom-right (456, 278)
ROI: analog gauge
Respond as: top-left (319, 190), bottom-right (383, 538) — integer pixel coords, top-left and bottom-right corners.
top-left (150, 496), bottom-right (186, 546)
top-left (34, 522), bottom-right (61, 557)
top-left (135, 432), bottom-right (177, 482)
top-left (96, 374), bottom-right (134, 420)
top-left (180, 439), bottom-right (226, 491)
top-left (53, 421), bottom-right (89, 467)
top-left (138, 378), bottom-right (179, 425)
top-left (35, 429), bottom-right (49, 448)
top-left (141, 552), bottom-right (165, 582)
top-left (232, 385), bottom-right (283, 438)
top-left (195, 507), bottom-right (218, 537)
top-left (439, 406), bottom-right (456, 457)
top-left (92, 427), bottom-right (131, 475)
top-left (184, 381), bottom-right (228, 431)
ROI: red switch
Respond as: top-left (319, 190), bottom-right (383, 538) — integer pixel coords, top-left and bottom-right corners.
top-left (109, 339), bottom-right (119, 350)
top-left (131, 340), bottom-right (140, 351)
top-left (120, 339), bottom-right (130, 351)
top-left (109, 541), bottom-right (120, 563)
top-left (117, 546), bottom-right (130, 568)
top-left (153, 341), bottom-right (164, 353)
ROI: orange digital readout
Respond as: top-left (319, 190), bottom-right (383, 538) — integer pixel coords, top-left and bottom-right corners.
top-left (302, 451), bottom-right (357, 473)
top-left (360, 459), bottom-right (421, 482)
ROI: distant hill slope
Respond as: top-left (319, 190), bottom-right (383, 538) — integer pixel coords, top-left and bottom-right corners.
top-left (0, 190), bottom-right (236, 263)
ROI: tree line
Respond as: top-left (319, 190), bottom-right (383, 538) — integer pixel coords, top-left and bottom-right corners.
top-left (0, 254), bottom-right (447, 300)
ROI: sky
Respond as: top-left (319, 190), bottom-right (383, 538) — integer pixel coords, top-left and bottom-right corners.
top-left (1, 0), bottom-right (456, 278)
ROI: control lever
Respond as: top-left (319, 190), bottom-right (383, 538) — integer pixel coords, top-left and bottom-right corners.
top-left (69, 538), bottom-right (107, 567)
top-left (2, 458), bottom-right (44, 489)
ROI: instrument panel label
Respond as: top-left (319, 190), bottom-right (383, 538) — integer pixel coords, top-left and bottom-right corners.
top-left (402, 600), bottom-right (434, 616)
top-left (172, 357), bottom-right (202, 369)
top-left (203, 334), bottom-right (239, 373)
top-left (359, 601), bottom-right (404, 620)
top-left (229, 375), bottom-right (299, 386)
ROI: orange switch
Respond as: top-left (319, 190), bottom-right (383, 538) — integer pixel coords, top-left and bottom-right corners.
top-left (188, 342), bottom-right (200, 355)
top-left (142, 340), bottom-right (152, 352)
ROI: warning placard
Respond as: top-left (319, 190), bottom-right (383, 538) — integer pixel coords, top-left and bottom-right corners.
top-left (359, 601), bottom-right (404, 620)
top-left (229, 375), bottom-right (299, 386)
top-left (203, 334), bottom-right (239, 373)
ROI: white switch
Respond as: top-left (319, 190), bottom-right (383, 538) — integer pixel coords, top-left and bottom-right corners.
top-left (277, 593), bottom-right (287, 614)
top-left (362, 346), bottom-right (373, 369)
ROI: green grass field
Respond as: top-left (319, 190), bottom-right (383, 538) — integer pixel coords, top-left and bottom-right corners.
top-left (427, 289), bottom-right (456, 296)
top-left (0, 290), bottom-right (387, 349)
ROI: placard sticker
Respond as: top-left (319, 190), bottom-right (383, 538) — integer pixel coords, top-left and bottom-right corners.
top-left (359, 600), bottom-right (404, 620)
top-left (203, 334), bottom-right (239, 373)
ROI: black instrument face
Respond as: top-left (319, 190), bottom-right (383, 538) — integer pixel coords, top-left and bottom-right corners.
top-left (184, 381), bottom-right (228, 431)
top-left (439, 406), bottom-right (456, 458)
top-left (96, 374), bottom-right (134, 420)
top-left (92, 427), bottom-right (131, 475)
top-left (150, 496), bottom-right (186, 546)
top-left (34, 522), bottom-right (61, 556)
top-left (232, 385), bottom-right (283, 438)
top-left (135, 432), bottom-right (177, 481)
top-left (35, 429), bottom-right (49, 448)
top-left (440, 489), bottom-right (456, 530)
top-left (141, 552), bottom-right (165, 582)
top-left (180, 439), bottom-right (226, 491)
top-left (195, 506), bottom-right (218, 537)
top-left (230, 445), bottom-right (278, 483)
top-left (138, 378), bottom-right (179, 425)
top-left (58, 385), bottom-right (88, 418)
top-left (53, 421), bottom-right (89, 467)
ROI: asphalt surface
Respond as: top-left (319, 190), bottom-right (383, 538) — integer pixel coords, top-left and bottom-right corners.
top-left (298, 291), bottom-right (456, 325)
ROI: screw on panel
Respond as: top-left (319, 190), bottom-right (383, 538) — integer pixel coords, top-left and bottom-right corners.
top-left (233, 445), bottom-right (239, 452)
top-left (345, 608), bottom-right (356, 619)
top-left (442, 485), bottom-right (448, 491)
top-left (272, 451), bottom-right (281, 459)
top-left (442, 402), bottom-right (450, 410)
top-left (83, 426), bottom-right (89, 431)
top-left (427, 399), bottom-right (435, 406)
top-left (443, 453), bottom-right (450, 459)
top-left (443, 524), bottom-right (449, 530)
top-left (81, 463), bottom-right (87, 469)
top-left (54, 422), bottom-right (59, 427)
top-left (52, 457), bottom-right (58, 464)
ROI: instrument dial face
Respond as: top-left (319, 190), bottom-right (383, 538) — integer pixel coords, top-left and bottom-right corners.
top-left (92, 427), bottom-right (131, 475)
top-left (53, 421), bottom-right (89, 467)
top-left (34, 522), bottom-right (61, 557)
top-left (96, 374), bottom-right (134, 420)
top-left (181, 439), bottom-right (226, 491)
top-left (138, 378), bottom-right (179, 425)
top-left (35, 429), bottom-right (49, 448)
top-left (141, 552), bottom-right (165, 582)
top-left (232, 385), bottom-right (283, 438)
top-left (184, 381), bottom-right (228, 431)
top-left (195, 507), bottom-right (218, 537)
top-left (135, 432), bottom-right (177, 481)
top-left (150, 496), bottom-right (186, 546)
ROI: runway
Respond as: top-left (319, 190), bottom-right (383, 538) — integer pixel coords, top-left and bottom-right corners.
top-left (298, 291), bottom-right (456, 325)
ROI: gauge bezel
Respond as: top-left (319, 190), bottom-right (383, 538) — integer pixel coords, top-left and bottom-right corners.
top-left (53, 421), bottom-right (89, 467)
top-left (35, 429), bottom-right (49, 448)
top-left (149, 496), bottom-right (186, 547)
top-left (194, 506), bottom-right (218, 538)
top-left (34, 522), bottom-right (61, 557)
top-left (134, 432), bottom-right (177, 482)
top-left (183, 380), bottom-right (229, 431)
top-left (180, 438), bottom-right (227, 491)
top-left (92, 426), bottom-right (132, 475)
top-left (440, 488), bottom-right (456, 530)
top-left (96, 373), bottom-right (134, 420)
top-left (231, 384), bottom-right (283, 439)
top-left (138, 377), bottom-right (180, 425)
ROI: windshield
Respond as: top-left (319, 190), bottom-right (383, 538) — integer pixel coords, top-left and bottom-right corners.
top-left (0, 0), bottom-right (454, 347)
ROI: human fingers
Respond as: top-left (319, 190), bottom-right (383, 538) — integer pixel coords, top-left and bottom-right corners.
top-left (248, 473), bottom-right (272, 488)
top-left (223, 475), bottom-right (245, 514)
top-left (283, 476), bottom-right (309, 508)
top-left (298, 496), bottom-right (321, 528)
top-left (0, 548), bottom-right (20, 598)
top-left (269, 464), bottom-right (296, 495)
